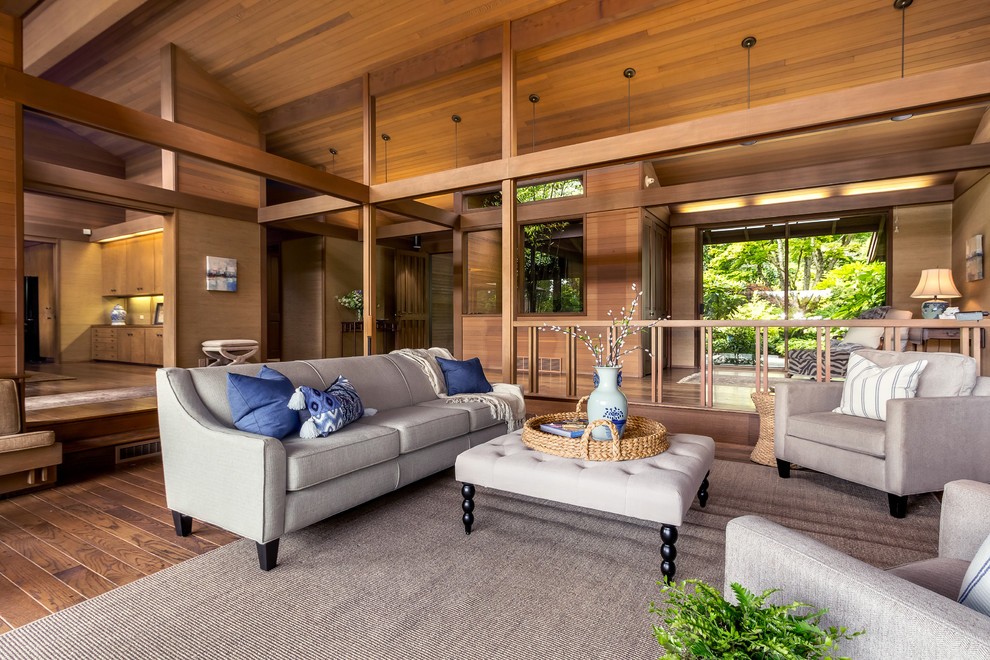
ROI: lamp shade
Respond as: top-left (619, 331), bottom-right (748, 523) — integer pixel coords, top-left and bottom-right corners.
top-left (910, 268), bottom-right (961, 299)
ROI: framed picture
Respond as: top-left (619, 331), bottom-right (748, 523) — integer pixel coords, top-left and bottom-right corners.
top-left (154, 302), bottom-right (164, 325)
top-left (966, 234), bottom-right (984, 282)
top-left (206, 256), bottom-right (238, 291)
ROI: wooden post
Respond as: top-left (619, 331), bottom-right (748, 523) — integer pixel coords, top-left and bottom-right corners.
top-left (362, 74), bottom-right (377, 355)
top-left (500, 179), bottom-right (516, 383)
top-left (0, 15), bottom-right (23, 376)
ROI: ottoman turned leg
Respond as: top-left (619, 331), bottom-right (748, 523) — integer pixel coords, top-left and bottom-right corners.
top-left (660, 525), bottom-right (678, 583)
top-left (697, 471), bottom-right (710, 508)
top-left (461, 483), bottom-right (476, 535)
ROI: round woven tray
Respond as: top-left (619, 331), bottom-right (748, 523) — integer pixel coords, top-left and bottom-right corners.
top-left (521, 396), bottom-right (669, 461)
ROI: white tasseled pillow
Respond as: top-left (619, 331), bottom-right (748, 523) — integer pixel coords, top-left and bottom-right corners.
top-left (833, 353), bottom-right (928, 421)
top-left (959, 533), bottom-right (990, 616)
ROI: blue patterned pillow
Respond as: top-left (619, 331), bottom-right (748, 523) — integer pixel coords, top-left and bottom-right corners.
top-left (287, 376), bottom-right (364, 438)
top-left (227, 365), bottom-right (301, 439)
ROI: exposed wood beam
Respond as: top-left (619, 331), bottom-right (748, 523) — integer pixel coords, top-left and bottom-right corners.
top-left (377, 199), bottom-right (457, 228)
top-left (376, 220), bottom-right (450, 239)
top-left (648, 142), bottom-right (990, 207)
top-left (370, 25), bottom-right (502, 97)
top-left (668, 186), bottom-right (954, 227)
top-left (362, 73), bottom-right (376, 356)
top-left (370, 61), bottom-right (990, 203)
top-left (500, 179), bottom-right (517, 383)
top-left (0, 66), bottom-right (369, 203)
top-left (273, 218), bottom-right (358, 240)
top-left (259, 77), bottom-right (362, 134)
top-left (258, 196), bottom-right (357, 224)
top-left (501, 21), bottom-right (514, 160)
top-left (23, 0), bottom-right (147, 75)
top-left (89, 215), bottom-right (163, 242)
top-left (511, 0), bottom-right (674, 52)
top-left (24, 160), bottom-right (257, 221)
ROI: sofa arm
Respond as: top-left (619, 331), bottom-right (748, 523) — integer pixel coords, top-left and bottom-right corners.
top-left (773, 381), bottom-right (844, 447)
top-left (884, 396), bottom-right (990, 497)
top-left (725, 515), bottom-right (990, 659)
top-left (156, 369), bottom-right (287, 544)
top-left (940, 480), bottom-right (990, 561)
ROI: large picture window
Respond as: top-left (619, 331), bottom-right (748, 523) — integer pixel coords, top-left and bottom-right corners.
top-left (522, 219), bottom-right (584, 313)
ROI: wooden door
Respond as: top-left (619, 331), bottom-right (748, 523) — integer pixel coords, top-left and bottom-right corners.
top-left (145, 327), bottom-right (164, 365)
top-left (101, 240), bottom-right (127, 296)
top-left (24, 242), bottom-right (57, 361)
top-left (126, 235), bottom-right (156, 295)
top-left (395, 251), bottom-right (429, 350)
top-left (118, 328), bottom-right (147, 364)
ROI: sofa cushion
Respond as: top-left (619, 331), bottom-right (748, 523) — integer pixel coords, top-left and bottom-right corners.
top-left (787, 411), bottom-right (887, 458)
top-left (834, 353), bottom-right (927, 421)
top-left (355, 405), bottom-right (470, 453)
top-left (887, 557), bottom-right (970, 600)
top-left (305, 356), bottom-right (417, 411)
top-left (417, 399), bottom-right (500, 432)
top-left (227, 366), bottom-right (300, 439)
top-left (855, 349), bottom-right (978, 397)
top-left (0, 430), bottom-right (55, 453)
top-left (436, 356), bottom-right (493, 395)
top-left (959, 532), bottom-right (990, 616)
top-left (282, 424), bottom-right (400, 491)
top-left (973, 377), bottom-right (990, 396)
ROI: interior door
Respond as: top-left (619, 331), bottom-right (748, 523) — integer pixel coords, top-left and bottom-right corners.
top-left (24, 242), bottom-right (57, 361)
top-left (395, 250), bottom-right (429, 350)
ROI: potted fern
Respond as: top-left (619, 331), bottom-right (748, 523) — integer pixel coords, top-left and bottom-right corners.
top-left (650, 579), bottom-right (863, 660)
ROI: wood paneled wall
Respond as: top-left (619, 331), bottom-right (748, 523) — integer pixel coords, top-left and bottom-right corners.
top-left (172, 210), bottom-right (262, 368)
top-left (891, 204), bottom-right (953, 314)
top-left (669, 227), bottom-right (697, 369)
top-left (24, 192), bottom-right (125, 240)
top-left (952, 173), bottom-right (990, 367)
top-left (23, 113), bottom-right (124, 177)
top-left (430, 252), bottom-right (454, 351)
top-left (57, 240), bottom-right (102, 362)
top-left (281, 236), bottom-right (324, 361)
top-left (0, 14), bottom-right (20, 374)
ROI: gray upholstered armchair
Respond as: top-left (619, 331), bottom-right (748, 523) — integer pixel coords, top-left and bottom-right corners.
top-left (774, 349), bottom-right (990, 517)
top-left (724, 480), bottom-right (990, 659)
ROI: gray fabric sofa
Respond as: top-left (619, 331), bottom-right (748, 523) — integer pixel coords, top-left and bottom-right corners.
top-left (775, 349), bottom-right (990, 517)
top-left (156, 354), bottom-right (519, 570)
top-left (725, 480), bottom-right (990, 659)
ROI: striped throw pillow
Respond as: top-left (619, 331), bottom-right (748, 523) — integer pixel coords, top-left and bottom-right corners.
top-left (833, 353), bottom-right (928, 421)
top-left (959, 533), bottom-right (990, 616)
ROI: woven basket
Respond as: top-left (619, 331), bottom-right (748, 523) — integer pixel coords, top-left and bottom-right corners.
top-left (749, 390), bottom-right (778, 467)
top-left (521, 396), bottom-right (669, 461)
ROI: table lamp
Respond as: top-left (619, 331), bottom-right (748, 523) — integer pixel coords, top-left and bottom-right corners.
top-left (911, 268), bottom-right (961, 319)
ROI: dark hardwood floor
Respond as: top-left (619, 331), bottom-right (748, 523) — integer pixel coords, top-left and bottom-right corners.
top-left (24, 362), bottom-right (158, 425)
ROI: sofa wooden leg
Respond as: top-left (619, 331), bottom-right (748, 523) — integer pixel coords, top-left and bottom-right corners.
top-left (660, 525), bottom-right (678, 584)
top-left (171, 510), bottom-right (192, 537)
top-left (461, 483), bottom-right (475, 535)
top-left (776, 462), bottom-right (791, 478)
top-left (257, 539), bottom-right (279, 571)
top-left (888, 494), bottom-right (908, 519)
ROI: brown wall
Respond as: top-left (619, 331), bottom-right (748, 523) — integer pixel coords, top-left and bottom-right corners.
top-left (173, 210), bottom-right (263, 367)
top-left (0, 14), bottom-right (20, 374)
top-left (282, 236), bottom-right (324, 361)
top-left (891, 203), bottom-right (953, 314)
top-left (669, 227), bottom-right (698, 369)
top-left (58, 240), bottom-right (103, 362)
top-left (953, 173), bottom-right (990, 370)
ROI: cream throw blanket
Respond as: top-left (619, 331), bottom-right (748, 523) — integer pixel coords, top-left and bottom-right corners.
top-left (390, 347), bottom-right (525, 432)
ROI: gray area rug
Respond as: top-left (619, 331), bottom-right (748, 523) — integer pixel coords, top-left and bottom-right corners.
top-left (24, 386), bottom-right (157, 411)
top-left (0, 460), bottom-right (940, 659)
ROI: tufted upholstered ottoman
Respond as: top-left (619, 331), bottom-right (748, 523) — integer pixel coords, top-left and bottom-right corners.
top-left (454, 430), bottom-right (715, 582)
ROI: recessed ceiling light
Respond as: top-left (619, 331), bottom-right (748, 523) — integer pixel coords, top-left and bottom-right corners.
top-left (890, 114), bottom-right (913, 121)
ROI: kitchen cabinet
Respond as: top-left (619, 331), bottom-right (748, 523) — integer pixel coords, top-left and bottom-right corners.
top-left (91, 326), bottom-right (163, 366)
top-left (102, 234), bottom-right (163, 297)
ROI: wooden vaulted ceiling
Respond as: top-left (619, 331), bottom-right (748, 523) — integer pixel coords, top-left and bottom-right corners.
top-left (11, 0), bottom-right (990, 217)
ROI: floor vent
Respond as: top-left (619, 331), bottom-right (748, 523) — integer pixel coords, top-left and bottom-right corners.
top-left (115, 439), bottom-right (162, 464)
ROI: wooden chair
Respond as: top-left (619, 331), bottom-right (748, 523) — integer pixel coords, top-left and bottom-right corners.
top-left (0, 379), bottom-right (61, 496)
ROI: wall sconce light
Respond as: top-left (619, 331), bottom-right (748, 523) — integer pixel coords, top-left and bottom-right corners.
top-left (381, 134), bottom-right (391, 182)
top-left (412, 235), bottom-right (422, 251)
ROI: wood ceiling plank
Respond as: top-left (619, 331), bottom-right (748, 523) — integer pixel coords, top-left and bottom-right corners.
top-left (0, 66), bottom-right (369, 202)
top-left (511, 0), bottom-right (670, 52)
top-left (23, 0), bottom-right (148, 75)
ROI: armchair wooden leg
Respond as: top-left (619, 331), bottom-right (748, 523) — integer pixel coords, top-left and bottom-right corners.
top-left (171, 510), bottom-right (192, 537)
top-left (888, 494), bottom-right (908, 519)
top-left (776, 462), bottom-right (791, 478)
top-left (257, 539), bottom-right (280, 571)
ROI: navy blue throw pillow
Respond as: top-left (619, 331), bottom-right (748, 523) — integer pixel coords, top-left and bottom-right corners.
top-left (227, 365), bottom-right (301, 439)
top-left (436, 356), bottom-right (493, 396)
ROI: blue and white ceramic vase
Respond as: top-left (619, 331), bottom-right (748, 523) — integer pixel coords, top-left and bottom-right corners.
top-left (110, 304), bottom-right (126, 326)
top-left (587, 366), bottom-right (627, 441)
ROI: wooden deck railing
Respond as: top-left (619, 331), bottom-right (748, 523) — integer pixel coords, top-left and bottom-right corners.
top-left (513, 318), bottom-right (985, 408)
